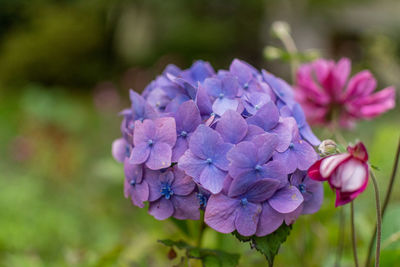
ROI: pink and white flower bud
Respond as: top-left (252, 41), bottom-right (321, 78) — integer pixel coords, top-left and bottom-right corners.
top-left (308, 142), bottom-right (369, 206)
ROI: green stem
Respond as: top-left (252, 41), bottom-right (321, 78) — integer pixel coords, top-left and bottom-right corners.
top-left (351, 201), bottom-right (359, 267)
top-left (277, 30), bottom-right (299, 83)
top-left (196, 211), bottom-right (206, 248)
top-left (370, 170), bottom-right (382, 267)
top-left (334, 207), bottom-right (345, 267)
top-left (365, 137), bottom-right (399, 266)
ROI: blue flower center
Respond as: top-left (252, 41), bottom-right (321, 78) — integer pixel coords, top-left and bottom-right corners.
top-left (128, 122), bottom-right (135, 129)
top-left (125, 145), bottom-right (131, 157)
top-left (206, 158), bottom-right (213, 165)
top-left (218, 93), bottom-right (225, 99)
top-left (254, 104), bottom-right (260, 110)
top-left (160, 183), bottom-right (174, 200)
top-left (243, 83), bottom-right (249, 89)
top-left (254, 164), bottom-right (262, 172)
top-left (130, 180), bottom-right (136, 186)
top-left (147, 139), bottom-right (154, 146)
top-left (289, 143), bottom-right (294, 149)
top-left (197, 193), bottom-right (207, 207)
top-left (240, 198), bottom-right (248, 206)
top-left (138, 117), bottom-right (144, 122)
top-left (299, 183), bottom-right (306, 193)
top-left (180, 131), bottom-right (188, 138)
top-left (210, 112), bottom-right (215, 117)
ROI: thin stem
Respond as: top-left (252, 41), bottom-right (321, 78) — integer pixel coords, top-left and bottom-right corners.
top-left (335, 207), bottom-right (345, 267)
top-left (196, 211), bottom-right (206, 248)
top-left (365, 136), bottom-right (400, 266)
top-left (350, 201), bottom-right (359, 267)
top-left (370, 170), bottom-right (382, 267)
top-left (276, 30), bottom-right (299, 83)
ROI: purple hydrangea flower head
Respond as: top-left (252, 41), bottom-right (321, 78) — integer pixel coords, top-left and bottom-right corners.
top-left (113, 58), bottom-right (323, 234)
top-left (146, 167), bottom-right (200, 220)
top-left (178, 125), bottom-right (233, 194)
top-left (130, 117), bottom-right (177, 170)
top-left (124, 160), bottom-right (149, 208)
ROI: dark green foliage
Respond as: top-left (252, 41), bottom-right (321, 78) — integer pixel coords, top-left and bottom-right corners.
top-left (159, 239), bottom-right (240, 267)
top-left (233, 224), bottom-right (292, 267)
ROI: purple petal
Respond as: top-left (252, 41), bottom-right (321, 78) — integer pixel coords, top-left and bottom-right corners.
top-left (235, 202), bottom-right (262, 236)
top-left (246, 178), bottom-right (281, 202)
top-left (272, 149), bottom-right (298, 174)
top-left (172, 137), bottom-right (188, 162)
top-left (196, 83), bottom-right (213, 116)
top-left (130, 143), bottom-right (150, 165)
top-left (284, 204), bottom-right (303, 225)
top-left (154, 117), bottom-right (177, 147)
top-left (188, 125), bottom-right (223, 159)
top-left (228, 171), bottom-right (259, 197)
top-left (172, 193), bottom-right (200, 220)
top-left (270, 117), bottom-right (296, 152)
top-left (256, 202), bottom-right (284, 236)
top-left (242, 125), bottom-right (265, 141)
top-left (300, 124), bottom-right (321, 146)
top-left (243, 92), bottom-right (271, 115)
top-left (246, 101), bottom-right (279, 131)
top-left (149, 198), bottom-right (174, 220)
top-left (204, 194), bottom-right (238, 234)
top-left (229, 59), bottom-right (253, 86)
top-left (175, 100), bottom-right (201, 133)
top-left (145, 169), bottom-right (162, 201)
top-left (260, 160), bottom-right (288, 186)
top-left (269, 186), bottom-right (304, 213)
top-left (302, 179), bottom-right (323, 214)
top-left (200, 164), bottom-right (227, 194)
top-left (178, 150), bottom-right (207, 183)
top-left (227, 141), bottom-right (258, 169)
top-left (294, 140), bottom-right (318, 171)
top-left (112, 138), bottom-right (127, 163)
top-left (130, 182), bottom-right (149, 208)
top-left (216, 110), bottom-right (248, 144)
top-left (133, 119), bottom-right (156, 146)
top-left (212, 143), bottom-right (234, 171)
top-left (172, 169), bottom-right (196, 196)
top-left (252, 133), bottom-right (279, 163)
top-left (212, 97), bottom-right (239, 116)
top-left (124, 160), bottom-right (143, 184)
top-left (146, 142), bottom-right (172, 170)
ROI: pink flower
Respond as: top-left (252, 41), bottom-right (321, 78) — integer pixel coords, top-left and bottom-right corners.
top-left (308, 142), bottom-right (369, 206)
top-left (295, 58), bottom-right (396, 127)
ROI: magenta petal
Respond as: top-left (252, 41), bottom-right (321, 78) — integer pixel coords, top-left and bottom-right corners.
top-left (149, 198), bottom-right (174, 220)
top-left (200, 165), bottom-right (227, 194)
top-left (172, 193), bottom-right (200, 220)
top-left (205, 194), bottom-right (238, 234)
top-left (216, 110), bottom-right (248, 144)
top-left (130, 143), bottom-right (150, 165)
top-left (112, 138), bottom-right (127, 163)
top-left (235, 202), bottom-right (262, 236)
top-left (256, 202), bottom-right (284, 237)
top-left (146, 142), bottom-right (172, 170)
top-left (269, 186), bottom-right (304, 213)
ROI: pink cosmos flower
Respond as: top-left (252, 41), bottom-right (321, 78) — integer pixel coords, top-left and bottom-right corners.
top-left (295, 58), bottom-right (396, 127)
top-left (308, 142), bottom-right (369, 206)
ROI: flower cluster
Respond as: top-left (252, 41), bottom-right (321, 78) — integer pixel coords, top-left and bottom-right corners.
top-left (295, 58), bottom-right (396, 128)
top-left (112, 59), bottom-right (323, 236)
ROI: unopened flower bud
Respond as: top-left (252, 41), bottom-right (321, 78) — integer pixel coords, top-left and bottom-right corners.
top-left (271, 21), bottom-right (291, 38)
top-left (318, 139), bottom-right (337, 155)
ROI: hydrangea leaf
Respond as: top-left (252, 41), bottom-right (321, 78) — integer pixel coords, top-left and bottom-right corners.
top-left (159, 239), bottom-right (240, 267)
top-left (233, 223), bottom-right (292, 267)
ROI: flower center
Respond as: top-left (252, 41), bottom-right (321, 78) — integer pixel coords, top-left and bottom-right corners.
top-left (160, 183), bottom-right (174, 200)
top-left (197, 193), bottom-right (207, 207)
top-left (218, 93), bottom-right (225, 99)
top-left (147, 139), bottom-right (154, 146)
top-left (254, 104), bottom-right (260, 110)
top-left (128, 122), bottom-right (135, 129)
top-left (240, 198), bottom-right (248, 206)
top-left (125, 145), bottom-right (130, 157)
top-left (298, 183), bottom-right (306, 193)
top-left (130, 180), bottom-right (136, 186)
top-left (206, 158), bottom-right (213, 165)
top-left (289, 143), bottom-right (294, 149)
top-left (243, 83), bottom-right (249, 90)
top-left (180, 131), bottom-right (188, 138)
top-left (254, 164), bottom-right (262, 172)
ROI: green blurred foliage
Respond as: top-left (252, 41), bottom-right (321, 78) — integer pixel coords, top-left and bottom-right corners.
top-left (0, 0), bottom-right (399, 266)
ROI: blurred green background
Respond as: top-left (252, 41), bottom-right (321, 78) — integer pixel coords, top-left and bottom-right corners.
top-left (0, 0), bottom-right (399, 266)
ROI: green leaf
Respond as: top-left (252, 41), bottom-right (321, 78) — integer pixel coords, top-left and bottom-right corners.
top-left (233, 224), bottom-right (292, 267)
top-left (159, 239), bottom-right (240, 267)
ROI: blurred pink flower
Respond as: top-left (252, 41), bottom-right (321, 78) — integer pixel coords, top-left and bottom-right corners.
top-left (295, 58), bottom-right (396, 128)
top-left (308, 142), bottom-right (369, 206)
